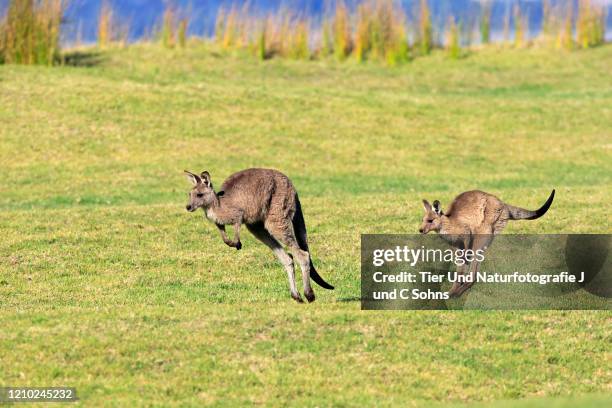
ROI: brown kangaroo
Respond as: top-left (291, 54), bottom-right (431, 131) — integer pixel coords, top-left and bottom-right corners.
top-left (184, 168), bottom-right (334, 303)
top-left (419, 189), bottom-right (555, 297)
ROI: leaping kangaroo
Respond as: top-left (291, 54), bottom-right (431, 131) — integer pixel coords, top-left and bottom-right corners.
top-left (184, 168), bottom-right (334, 303)
top-left (419, 189), bottom-right (555, 297)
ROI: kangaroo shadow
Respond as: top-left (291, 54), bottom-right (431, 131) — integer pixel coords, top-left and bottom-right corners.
top-left (337, 296), bottom-right (362, 303)
top-left (62, 51), bottom-right (106, 67)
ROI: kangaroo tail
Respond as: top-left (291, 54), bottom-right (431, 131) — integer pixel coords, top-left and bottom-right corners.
top-left (292, 195), bottom-right (334, 290)
top-left (507, 189), bottom-right (555, 220)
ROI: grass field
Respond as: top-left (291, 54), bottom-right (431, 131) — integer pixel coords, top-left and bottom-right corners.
top-left (1, 44), bottom-right (611, 406)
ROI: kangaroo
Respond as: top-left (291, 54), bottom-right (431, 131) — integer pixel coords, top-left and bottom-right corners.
top-left (419, 189), bottom-right (555, 297)
top-left (184, 168), bottom-right (334, 303)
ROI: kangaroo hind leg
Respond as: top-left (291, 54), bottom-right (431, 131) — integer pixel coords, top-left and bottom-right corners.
top-left (247, 223), bottom-right (302, 303)
top-left (264, 219), bottom-right (315, 303)
top-left (449, 233), bottom-right (495, 298)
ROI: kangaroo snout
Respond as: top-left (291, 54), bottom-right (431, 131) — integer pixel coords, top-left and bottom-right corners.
top-left (186, 205), bottom-right (194, 212)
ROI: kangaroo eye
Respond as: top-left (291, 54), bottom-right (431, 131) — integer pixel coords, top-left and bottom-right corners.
top-left (427, 219), bottom-right (433, 223)
top-left (196, 193), bottom-right (204, 198)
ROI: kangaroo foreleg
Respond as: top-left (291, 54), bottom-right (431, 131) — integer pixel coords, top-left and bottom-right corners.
top-left (216, 223), bottom-right (242, 250)
top-left (232, 222), bottom-right (242, 250)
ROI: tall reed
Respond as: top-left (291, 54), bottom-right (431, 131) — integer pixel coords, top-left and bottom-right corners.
top-left (541, 0), bottom-right (554, 43)
top-left (255, 17), bottom-right (268, 60)
top-left (556, 0), bottom-right (574, 50)
top-left (418, 0), bottom-right (433, 54)
top-left (276, 11), bottom-right (293, 57)
top-left (379, 0), bottom-right (409, 65)
top-left (447, 17), bottom-right (461, 59)
top-left (98, 0), bottom-right (113, 48)
top-left (215, 3), bottom-right (253, 51)
top-left (215, 8), bottom-right (226, 44)
top-left (353, 0), bottom-right (409, 64)
top-left (97, 1), bottom-right (131, 48)
top-left (177, 18), bottom-right (188, 48)
top-left (480, 1), bottom-right (491, 44)
top-left (333, 0), bottom-right (352, 60)
top-left (354, 1), bottom-right (373, 62)
top-left (503, 4), bottom-right (511, 44)
top-left (223, 6), bottom-right (238, 49)
top-left (576, 0), bottom-right (605, 48)
top-left (208, 0), bottom-right (608, 65)
top-left (320, 18), bottom-right (333, 57)
top-left (514, 3), bottom-right (525, 48)
top-left (288, 19), bottom-right (310, 60)
top-left (161, 7), bottom-right (176, 48)
top-left (0, 0), bottom-right (63, 65)
top-left (159, 6), bottom-right (189, 49)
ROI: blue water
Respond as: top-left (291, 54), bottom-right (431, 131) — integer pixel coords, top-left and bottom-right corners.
top-left (1, 0), bottom-right (610, 44)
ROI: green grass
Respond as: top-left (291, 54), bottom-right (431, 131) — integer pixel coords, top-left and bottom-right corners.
top-left (0, 43), bottom-right (611, 406)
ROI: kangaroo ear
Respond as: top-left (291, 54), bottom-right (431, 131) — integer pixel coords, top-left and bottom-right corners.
top-left (200, 171), bottom-right (212, 187)
top-left (422, 199), bottom-right (432, 212)
top-left (432, 200), bottom-right (442, 215)
top-left (184, 170), bottom-right (201, 186)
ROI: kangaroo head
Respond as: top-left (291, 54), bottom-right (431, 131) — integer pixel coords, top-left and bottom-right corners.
top-left (184, 170), bottom-right (216, 212)
top-left (419, 199), bottom-right (443, 234)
